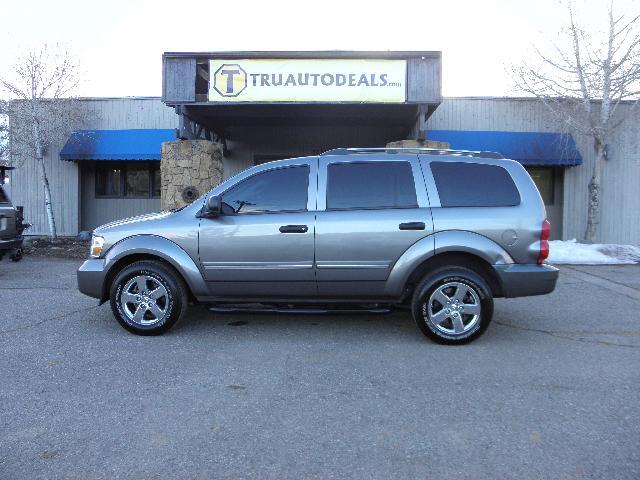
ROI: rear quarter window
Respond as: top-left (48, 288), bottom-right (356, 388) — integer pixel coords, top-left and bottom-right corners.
top-left (430, 162), bottom-right (520, 207)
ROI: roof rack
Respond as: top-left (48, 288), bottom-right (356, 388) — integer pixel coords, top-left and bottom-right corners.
top-left (320, 147), bottom-right (504, 159)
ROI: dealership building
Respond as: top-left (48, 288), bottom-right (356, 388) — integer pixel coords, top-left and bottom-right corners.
top-left (6, 51), bottom-right (640, 244)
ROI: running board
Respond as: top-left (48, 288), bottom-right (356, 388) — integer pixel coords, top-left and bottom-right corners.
top-left (208, 306), bottom-right (393, 315)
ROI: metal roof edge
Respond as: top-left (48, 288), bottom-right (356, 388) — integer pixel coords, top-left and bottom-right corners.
top-left (163, 50), bottom-right (442, 60)
top-left (442, 95), bottom-right (640, 104)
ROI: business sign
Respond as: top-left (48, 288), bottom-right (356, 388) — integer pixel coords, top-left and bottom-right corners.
top-left (208, 59), bottom-right (407, 103)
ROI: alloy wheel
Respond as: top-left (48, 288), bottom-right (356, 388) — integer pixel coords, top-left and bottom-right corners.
top-left (425, 281), bottom-right (482, 335)
top-left (120, 275), bottom-right (169, 325)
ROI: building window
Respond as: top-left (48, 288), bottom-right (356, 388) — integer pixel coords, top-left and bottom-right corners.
top-left (125, 164), bottom-right (150, 197)
top-left (95, 163), bottom-right (160, 199)
top-left (526, 167), bottom-right (555, 205)
top-left (95, 167), bottom-right (122, 197)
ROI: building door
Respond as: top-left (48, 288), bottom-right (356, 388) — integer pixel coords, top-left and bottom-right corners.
top-left (526, 167), bottom-right (563, 239)
top-left (314, 155), bottom-right (433, 298)
top-left (198, 161), bottom-right (317, 298)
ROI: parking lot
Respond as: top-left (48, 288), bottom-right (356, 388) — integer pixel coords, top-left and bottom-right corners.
top-left (1, 257), bottom-right (639, 479)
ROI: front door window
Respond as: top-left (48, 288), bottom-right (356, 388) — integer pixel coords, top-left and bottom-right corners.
top-left (221, 166), bottom-right (309, 214)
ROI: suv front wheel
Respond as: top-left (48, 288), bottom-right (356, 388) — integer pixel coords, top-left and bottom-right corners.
top-left (110, 260), bottom-right (187, 335)
top-left (411, 267), bottom-right (493, 345)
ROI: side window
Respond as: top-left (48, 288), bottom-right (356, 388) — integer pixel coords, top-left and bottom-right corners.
top-left (0, 186), bottom-right (8, 203)
top-left (327, 161), bottom-right (418, 210)
top-left (222, 165), bottom-right (309, 214)
top-left (95, 164), bottom-right (160, 198)
top-left (431, 162), bottom-right (520, 207)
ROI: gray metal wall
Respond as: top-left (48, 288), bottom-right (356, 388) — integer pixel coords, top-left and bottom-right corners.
top-left (427, 97), bottom-right (640, 245)
top-left (407, 57), bottom-right (441, 103)
top-left (9, 98), bottom-right (177, 236)
top-left (163, 58), bottom-right (197, 103)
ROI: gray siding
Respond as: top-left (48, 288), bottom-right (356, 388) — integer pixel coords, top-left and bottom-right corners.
top-left (162, 58), bottom-right (197, 103)
top-left (10, 98), bottom-right (177, 236)
top-left (407, 57), bottom-right (441, 103)
top-left (9, 145), bottom-right (80, 236)
top-left (427, 97), bottom-right (640, 245)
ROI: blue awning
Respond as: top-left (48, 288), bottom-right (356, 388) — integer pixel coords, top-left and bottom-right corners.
top-left (60, 129), bottom-right (176, 161)
top-left (426, 130), bottom-right (583, 166)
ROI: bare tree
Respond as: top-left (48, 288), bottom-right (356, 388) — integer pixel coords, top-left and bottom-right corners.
top-left (0, 45), bottom-right (82, 239)
top-left (513, 1), bottom-right (640, 242)
top-left (0, 102), bottom-right (8, 167)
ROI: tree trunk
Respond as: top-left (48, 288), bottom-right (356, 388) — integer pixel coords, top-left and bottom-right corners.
top-left (584, 140), bottom-right (604, 243)
top-left (33, 121), bottom-right (57, 239)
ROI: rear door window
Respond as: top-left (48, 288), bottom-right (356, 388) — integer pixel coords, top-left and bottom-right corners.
top-left (430, 162), bottom-right (520, 207)
top-left (327, 161), bottom-right (417, 210)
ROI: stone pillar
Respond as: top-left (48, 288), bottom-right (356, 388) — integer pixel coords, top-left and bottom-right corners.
top-left (160, 140), bottom-right (223, 210)
top-left (386, 139), bottom-right (451, 149)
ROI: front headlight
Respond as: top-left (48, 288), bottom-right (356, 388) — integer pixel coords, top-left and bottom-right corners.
top-left (90, 235), bottom-right (105, 258)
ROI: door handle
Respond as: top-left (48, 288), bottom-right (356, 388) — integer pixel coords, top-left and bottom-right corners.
top-left (279, 224), bottom-right (308, 233)
top-left (399, 222), bottom-right (426, 231)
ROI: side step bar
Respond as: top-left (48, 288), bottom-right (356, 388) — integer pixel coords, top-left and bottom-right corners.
top-left (208, 305), bottom-right (393, 315)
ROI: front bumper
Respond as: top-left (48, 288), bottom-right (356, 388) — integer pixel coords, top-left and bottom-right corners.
top-left (494, 263), bottom-right (559, 298)
top-left (77, 258), bottom-right (107, 300)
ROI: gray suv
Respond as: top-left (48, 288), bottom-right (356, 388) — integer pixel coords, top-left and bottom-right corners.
top-left (77, 148), bottom-right (558, 344)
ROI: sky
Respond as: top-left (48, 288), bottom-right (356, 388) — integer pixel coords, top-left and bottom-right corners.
top-left (1, 0), bottom-right (638, 98)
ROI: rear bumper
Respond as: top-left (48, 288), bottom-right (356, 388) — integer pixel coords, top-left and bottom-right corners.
top-left (0, 237), bottom-right (23, 252)
top-left (77, 258), bottom-right (107, 300)
top-left (494, 263), bottom-right (559, 298)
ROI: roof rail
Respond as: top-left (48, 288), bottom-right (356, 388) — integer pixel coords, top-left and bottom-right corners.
top-left (321, 147), bottom-right (504, 159)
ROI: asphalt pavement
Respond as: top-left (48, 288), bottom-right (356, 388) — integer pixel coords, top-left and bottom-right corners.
top-left (1, 257), bottom-right (639, 479)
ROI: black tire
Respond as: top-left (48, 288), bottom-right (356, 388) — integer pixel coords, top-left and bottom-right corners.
top-left (109, 260), bottom-right (188, 335)
top-left (411, 266), bottom-right (493, 345)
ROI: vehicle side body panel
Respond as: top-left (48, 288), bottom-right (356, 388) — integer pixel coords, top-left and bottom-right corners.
top-left (198, 157), bottom-right (317, 297)
top-left (78, 234), bottom-right (209, 301)
top-left (383, 230), bottom-right (515, 298)
top-left (419, 155), bottom-right (547, 265)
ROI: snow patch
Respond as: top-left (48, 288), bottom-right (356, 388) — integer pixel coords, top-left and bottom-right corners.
top-left (548, 239), bottom-right (640, 265)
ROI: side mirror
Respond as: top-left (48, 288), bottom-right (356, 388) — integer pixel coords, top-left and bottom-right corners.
top-left (202, 195), bottom-right (222, 218)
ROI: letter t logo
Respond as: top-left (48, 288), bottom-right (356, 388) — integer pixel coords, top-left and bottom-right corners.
top-left (221, 69), bottom-right (240, 93)
top-left (213, 63), bottom-right (248, 98)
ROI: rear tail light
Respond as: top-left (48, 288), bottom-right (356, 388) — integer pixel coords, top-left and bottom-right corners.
top-left (537, 219), bottom-right (551, 264)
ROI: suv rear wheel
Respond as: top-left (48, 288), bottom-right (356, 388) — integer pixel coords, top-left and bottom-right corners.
top-left (411, 266), bottom-right (493, 344)
top-left (109, 260), bottom-right (187, 335)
